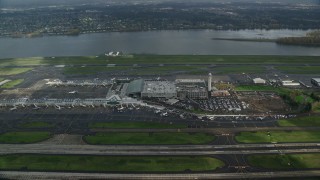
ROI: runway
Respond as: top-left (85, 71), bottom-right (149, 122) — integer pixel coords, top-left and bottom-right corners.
top-left (0, 143), bottom-right (319, 155)
top-left (1, 170), bottom-right (320, 180)
top-left (91, 127), bottom-right (320, 134)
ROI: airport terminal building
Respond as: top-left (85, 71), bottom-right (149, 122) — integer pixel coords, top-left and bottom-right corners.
top-left (126, 79), bottom-right (177, 99)
top-left (141, 80), bottom-right (177, 98)
top-left (311, 78), bottom-right (320, 87)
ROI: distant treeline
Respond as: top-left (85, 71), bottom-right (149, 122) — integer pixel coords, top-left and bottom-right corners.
top-left (276, 31), bottom-right (320, 46)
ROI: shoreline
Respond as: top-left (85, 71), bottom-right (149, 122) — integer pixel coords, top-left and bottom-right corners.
top-left (0, 28), bottom-right (316, 39)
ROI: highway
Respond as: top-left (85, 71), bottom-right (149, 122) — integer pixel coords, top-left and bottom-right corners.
top-left (0, 143), bottom-right (319, 155)
top-left (1, 170), bottom-right (320, 180)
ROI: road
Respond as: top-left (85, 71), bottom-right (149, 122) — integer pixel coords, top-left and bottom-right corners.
top-left (1, 170), bottom-right (320, 180)
top-left (0, 143), bottom-right (319, 155)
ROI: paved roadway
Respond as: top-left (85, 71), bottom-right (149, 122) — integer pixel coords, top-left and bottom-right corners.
top-left (0, 143), bottom-right (319, 155)
top-left (1, 170), bottom-right (320, 179)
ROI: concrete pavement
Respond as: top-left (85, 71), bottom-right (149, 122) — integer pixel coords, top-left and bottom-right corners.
top-left (0, 143), bottom-right (319, 155)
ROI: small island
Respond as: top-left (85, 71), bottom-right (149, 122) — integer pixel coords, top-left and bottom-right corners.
top-left (212, 30), bottom-right (320, 47)
top-left (276, 30), bottom-right (320, 46)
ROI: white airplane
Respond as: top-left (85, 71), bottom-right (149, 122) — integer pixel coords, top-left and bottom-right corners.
top-left (33, 104), bottom-right (40, 110)
top-left (155, 110), bottom-right (161, 114)
top-left (80, 103), bottom-right (87, 107)
top-left (10, 106), bottom-right (17, 111)
top-left (55, 104), bottom-right (62, 110)
top-left (161, 112), bottom-right (168, 116)
top-left (118, 106), bottom-right (124, 110)
top-left (68, 91), bottom-right (78, 94)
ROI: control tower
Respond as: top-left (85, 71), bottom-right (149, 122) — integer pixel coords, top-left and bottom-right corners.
top-left (208, 73), bottom-right (212, 92)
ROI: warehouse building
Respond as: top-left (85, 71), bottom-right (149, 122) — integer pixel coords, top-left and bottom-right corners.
top-left (141, 80), bottom-right (177, 98)
top-left (311, 78), bottom-right (320, 87)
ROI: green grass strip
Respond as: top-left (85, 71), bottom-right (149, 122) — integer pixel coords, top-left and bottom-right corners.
top-left (278, 116), bottom-right (320, 127)
top-left (0, 68), bottom-right (32, 75)
top-left (84, 132), bottom-right (215, 145)
top-left (0, 79), bottom-right (24, 89)
top-left (235, 131), bottom-right (320, 143)
top-left (63, 66), bottom-right (131, 75)
top-left (0, 155), bottom-right (225, 172)
top-left (248, 154), bottom-right (320, 169)
top-left (0, 132), bottom-right (51, 143)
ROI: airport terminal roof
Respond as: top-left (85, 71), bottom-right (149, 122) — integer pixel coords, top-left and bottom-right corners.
top-left (175, 79), bottom-right (205, 83)
top-left (142, 80), bottom-right (176, 94)
top-left (312, 78), bottom-right (320, 83)
top-left (126, 79), bottom-right (144, 94)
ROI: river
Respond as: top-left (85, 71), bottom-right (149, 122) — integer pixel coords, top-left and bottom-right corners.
top-left (0, 29), bottom-right (320, 58)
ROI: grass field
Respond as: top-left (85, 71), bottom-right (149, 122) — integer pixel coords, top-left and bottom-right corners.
top-left (276, 66), bottom-right (320, 74)
top-left (0, 79), bottom-right (24, 88)
top-left (247, 154), bottom-right (320, 169)
top-left (89, 122), bottom-right (186, 129)
top-left (128, 66), bottom-right (208, 75)
top-left (63, 66), bottom-right (132, 75)
top-left (0, 132), bottom-right (51, 143)
top-left (312, 102), bottom-right (320, 113)
top-left (0, 155), bottom-right (224, 172)
top-left (1, 55), bottom-right (320, 67)
top-left (0, 78), bottom-right (4, 82)
top-left (278, 116), bottom-right (320, 127)
top-left (235, 131), bottom-right (320, 143)
top-left (215, 66), bottom-right (266, 74)
top-left (84, 132), bottom-right (215, 145)
top-left (0, 57), bottom-right (46, 66)
top-left (19, 122), bottom-right (54, 128)
top-left (0, 68), bottom-right (32, 76)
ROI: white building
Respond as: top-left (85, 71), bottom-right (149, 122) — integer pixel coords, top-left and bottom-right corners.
top-left (282, 80), bottom-right (300, 86)
top-left (253, 78), bottom-right (266, 84)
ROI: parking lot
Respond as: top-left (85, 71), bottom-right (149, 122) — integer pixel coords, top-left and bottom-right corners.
top-left (196, 97), bottom-right (242, 113)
